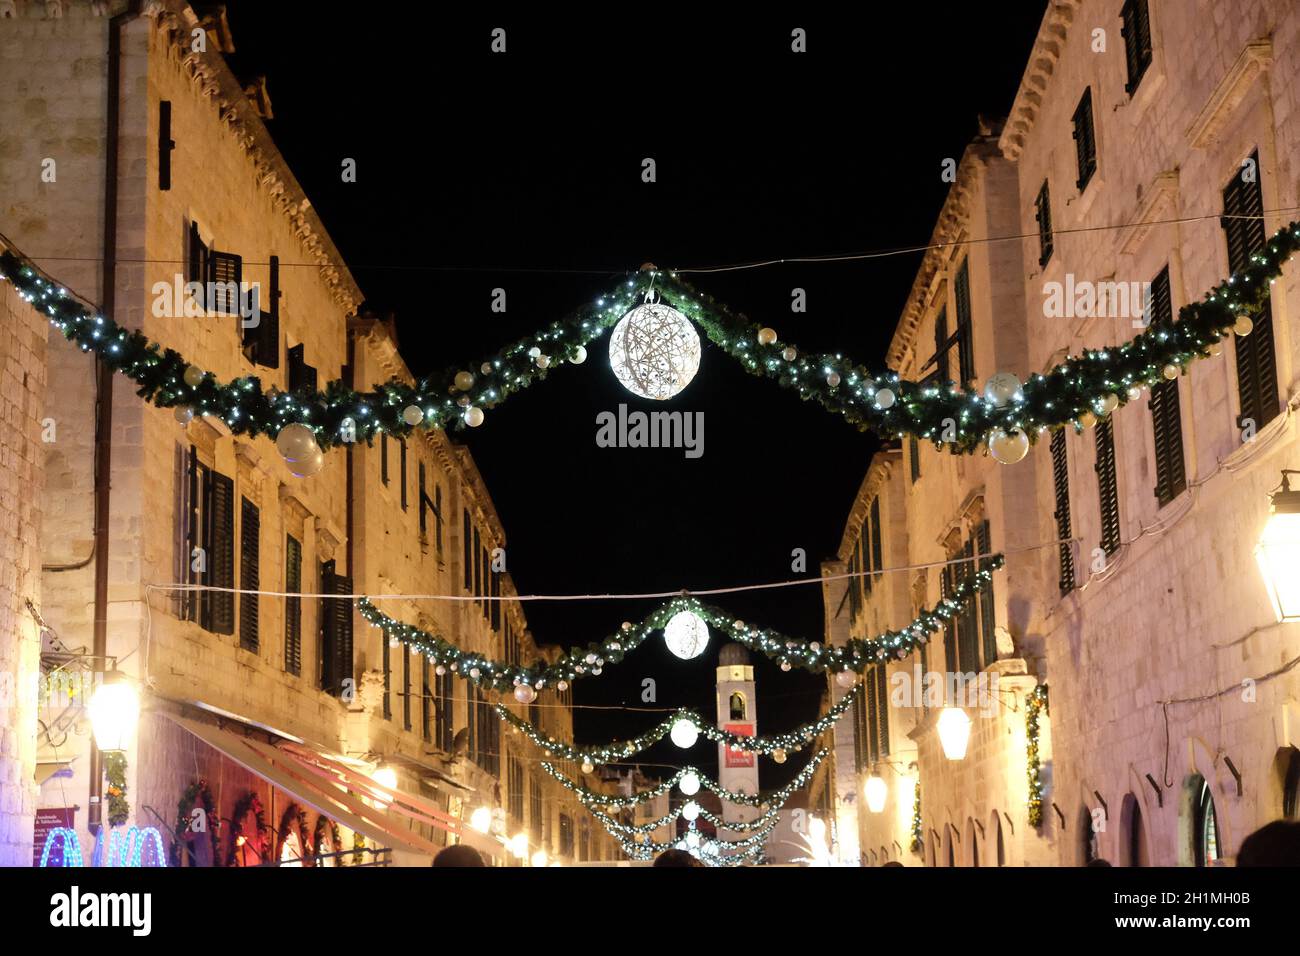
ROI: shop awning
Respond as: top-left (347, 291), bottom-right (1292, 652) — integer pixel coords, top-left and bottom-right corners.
top-left (162, 713), bottom-right (501, 861)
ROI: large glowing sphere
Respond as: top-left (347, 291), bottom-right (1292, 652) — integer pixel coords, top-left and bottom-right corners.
top-left (670, 718), bottom-right (699, 749)
top-left (609, 302), bottom-right (701, 400)
top-left (663, 610), bottom-right (710, 660)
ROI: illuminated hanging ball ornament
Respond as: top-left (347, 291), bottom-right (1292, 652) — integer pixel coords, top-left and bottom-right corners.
top-left (513, 683), bottom-right (537, 704)
top-left (536, 354), bottom-right (551, 369)
top-left (983, 372), bottom-right (1022, 407)
top-left (772, 748), bottom-right (787, 764)
top-left (182, 364), bottom-right (205, 388)
top-left (780, 660), bottom-right (792, 672)
top-left (570, 345), bottom-right (587, 364)
top-left (1234, 314), bottom-right (1255, 336)
top-left (402, 404), bottom-right (424, 426)
top-left (528, 346), bottom-right (541, 360)
top-left (782, 346), bottom-right (797, 361)
top-left (608, 301), bottom-right (701, 400)
top-left (1162, 364), bottom-right (1180, 380)
top-left (663, 609), bottom-right (710, 660)
top-left (1099, 393), bottom-right (1120, 415)
top-left (826, 371), bottom-right (841, 387)
top-left (289, 446), bottom-right (325, 479)
top-left (173, 405), bottom-right (194, 425)
top-left (1127, 385), bottom-right (1142, 402)
top-left (989, 427), bottom-right (1029, 465)
top-left (681, 801), bottom-right (701, 822)
top-left (835, 670), bottom-right (857, 688)
top-left (581, 759), bottom-right (594, 774)
top-left (679, 771), bottom-right (701, 796)
top-left (670, 718), bottom-right (699, 749)
top-left (757, 327), bottom-right (778, 346)
top-left (1209, 341), bottom-right (1224, 357)
top-left (435, 664), bottom-right (447, 676)
top-left (276, 422), bottom-right (318, 462)
top-left (454, 370), bottom-right (475, 391)
top-left (1077, 410), bottom-right (1097, 429)
top-left (556, 680), bottom-right (568, 692)
top-left (464, 406), bottom-right (485, 427)
top-left (874, 387), bottom-right (896, 410)
top-left (480, 362), bottom-right (494, 376)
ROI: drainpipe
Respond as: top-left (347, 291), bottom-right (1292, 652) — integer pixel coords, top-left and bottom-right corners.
top-left (89, 0), bottom-right (143, 832)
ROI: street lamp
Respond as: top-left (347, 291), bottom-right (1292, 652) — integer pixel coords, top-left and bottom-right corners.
top-left (469, 807), bottom-right (493, 834)
top-left (508, 833), bottom-right (529, 859)
top-left (864, 774), bottom-right (888, 813)
top-left (937, 707), bottom-right (971, 760)
top-left (87, 670), bottom-right (138, 753)
top-left (1256, 470), bottom-right (1300, 622)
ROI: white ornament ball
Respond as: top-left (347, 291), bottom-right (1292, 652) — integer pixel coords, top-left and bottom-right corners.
top-left (608, 303), bottom-right (701, 400)
top-left (288, 446), bottom-right (325, 479)
top-left (480, 362), bottom-right (494, 376)
top-left (581, 760), bottom-right (594, 774)
top-left (1234, 315), bottom-right (1254, 336)
top-left (679, 772), bottom-right (701, 796)
top-left (1078, 410), bottom-right (1097, 429)
top-left (173, 405), bottom-right (194, 425)
top-left (513, 684), bottom-right (537, 704)
top-left (988, 427), bottom-right (1030, 465)
top-left (757, 327), bottom-right (778, 346)
top-left (183, 365), bottom-right (205, 388)
top-left (527, 347), bottom-right (541, 359)
top-left (402, 405), bottom-right (424, 426)
top-left (835, 670), bottom-right (857, 688)
top-left (1162, 364), bottom-right (1180, 380)
top-left (772, 749), bottom-right (787, 764)
top-left (780, 661), bottom-right (792, 672)
top-left (621, 622), bottom-right (632, 632)
top-left (1127, 386), bottom-right (1142, 401)
top-left (1099, 393), bottom-right (1120, 414)
top-left (454, 371), bottom-right (475, 391)
top-left (1209, 342), bottom-right (1224, 357)
top-left (570, 345), bottom-right (587, 364)
top-left (782, 347), bottom-right (797, 361)
top-left (826, 372), bottom-right (841, 387)
top-left (276, 422), bottom-right (319, 463)
top-left (464, 406), bottom-right (485, 427)
top-left (469, 667), bottom-right (481, 679)
top-left (669, 718), bottom-right (699, 749)
top-left (681, 801), bottom-right (701, 822)
top-left (535, 354), bottom-right (551, 369)
top-left (663, 610), bottom-right (710, 660)
top-left (874, 388), bottom-right (896, 410)
top-left (435, 665), bottom-right (447, 676)
top-left (556, 680), bottom-right (568, 692)
top-left (983, 372), bottom-right (1022, 407)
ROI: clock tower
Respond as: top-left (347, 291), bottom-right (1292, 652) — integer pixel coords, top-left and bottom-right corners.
top-left (716, 643), bottom-right (760, 834)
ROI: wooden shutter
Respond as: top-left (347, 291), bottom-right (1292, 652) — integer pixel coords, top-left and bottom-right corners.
top-left (1095, 417), bottom-right (1121, 555)
top-left (284, 535), bottom-right (302, 676)
top-left (319, 561), bottom-right (353, 695)
top-left (957, 540), bottom-right (979, 673)
top-left (1121, 0), bottom-right (1152, 93)
top-left (463, 510), bottom-right (473, 590)
top-left (977, 520), bottom-right (997, 667)
top-left (399, 438), bottom-right (408, 510)
top-left (239, 497), bottom-right (259, 652)
top-left (248, 254), bottom-right (279, 368)
top-left (381, 626), bottom-right (392, 720)
top-left (875, 664), bottom-right (890, 758)
top-left (853, 690), bottom-right (868, 771)
top-left (1036, 180), bottom-right (1053, 266)
top-left (859, 528), bottom-right (871, 596)
top-left (1223, 152), bottom-right (1280, 431)
top-left (954, 261), bottom-right (974, 385)
top-left (1051, 429), bottom-right (1076, 592)
top-left (287, 344), bottom-right (317, 394)
top-left (1072, 88), bottom-right (1097, 190)
top-left (158, 100), bottom-right (174, 190)
top-left (942, 562), bottom-right (958, 671)
top-left (865, 666), bottom-right (879, 764)
top-left (203, 471), bottom-right (235, 635)
top-left (1150, 374), bottom-right (1186, 506)
top-left (207, 250), bottom-right (242, 315)
top-left (934, 306), bottom-right (950, 383)
top-left (909, 435), bottom-right (920, 483)
top-left (847, 552), bottom-right (860, 619)
top-left (434, 485), bottom-right (443, 552)
top-left (490, 563), bottom-right (501, 631)
top-left (418, 462), bottom-right (427, 536)
top-left (380, 433), bottom-right (389, 485)
top-left (481, 546), bottom-right (491, 621)
top-left (421, 655), bottom-right (431, 743)
top-left (870, 498), bottom-right (884, 585)
top-left (402, 644), bottom-right (411, 731)
top-left (183, 445), bottom-right (199, 622)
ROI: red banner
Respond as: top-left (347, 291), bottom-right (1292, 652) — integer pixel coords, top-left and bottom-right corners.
top-left (33, 807), bottom-right (76, 867)
top-left (723, 723), bottom-right (754, 768)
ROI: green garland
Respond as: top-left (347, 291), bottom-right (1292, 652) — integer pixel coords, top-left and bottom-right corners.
top-left (1026, 684), bottom-right (1049, 829)
top-left (358, 557), bottom-right (999, 694)
top-left (3, 220), bottom-right (1294, 456)
top-left (611, 816), bottom-right (778, 861)
top-left (102, 751), bottom-right (130, 827)
top-left (278, 803), bottom-right (313, 866)
top-left (495, 682), bottom-right (859, 766)
top-left (910, 785), bottom-right (923, 855)
top-left (541, 747), bottom-right (829, 810)
top-left (590, 799), bottom-right (785, 838)
top-left (313, 815), bottom-right (342, 864)
top-left (227, 790), bottom-right (269, 866)
top-left (173, 778), bottom-right (221, 866)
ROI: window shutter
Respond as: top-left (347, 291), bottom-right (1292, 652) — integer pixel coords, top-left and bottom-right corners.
top-left (418, 461), bottom-right (427, 537)
top-left (1072, 88), bottom-right (1097, 190)
top-left (402, 644), bottom-right (411, 731)
top-left (434, 485), bottom-right (443, 553)
top-left (957, 540), bottom-right (979, 673)
top-left (870, 498), bottom-right (883, 586)
top-left (239, 497), bottom-right (259, 652)
top-left (249, 254), bottom-right (280, 368)
top-left (158, 100), bottom-right (174, 191)
top-left (183, 445), bottom-right (199, 622)
top-left (287, 344), bottom-right (317, 394)
top-left (1121, 0), bottom-right (1153, 93)
top-left (207, 250), bottom-right (242, 315)
top-left (859, 528), bottom-right (871, 596)
top-left (1050, 429), bottom-right (1076, 592)
top-left (934, 307), bottom-right (950, 383)
top-left (875, 664), bottom-right (890, 758)
top-left (490, 564), bottom-right (501, 631)
top-left (847, 552), bottom-right (860, 619)
top-left (909, 435), bottom-right (920, 483)
top-left (1035, 180), bottom-right (1053, 266)
top-left (865, 667), bottom-right (879, 764)
top-left (399, 439), bottom-right (408, 510)
top-left (382, 626), bottom-right (392, 720)
top-left (319, 562), bottom-right (353, 695)
top-left (421, 655), bottom-right (431, 743)
top-left (463, 510), bottom-right (472, 591)
top-left (1150, 378), bottom-right (1186, 505)
top-left (853, 690), bottom-right (867, 771)
top-left (481, 546), bottom-right (491, 621)
top-left (203, 471), bottom-right (235, 635)
top-left (1095, 417), bottom-right (1121, 555)
top-left (942, 563), bottom-right (958, 672)
top-left (954, 262), bottom-right (975, 385)
top-left (977, 519), bottom-right (997, 667)
top-left (284, 535), bottom-right (302, 675)
top-left (473, 528), bottom-right (482, 600)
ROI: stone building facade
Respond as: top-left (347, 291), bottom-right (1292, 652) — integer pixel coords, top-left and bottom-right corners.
top-left (0, 0), bottom-right (615, 866)
top-left (831, 0), bottom-right (1300, 866)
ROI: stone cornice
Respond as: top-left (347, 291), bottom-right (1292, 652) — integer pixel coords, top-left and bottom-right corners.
top-left (838, 447), bottom-right (902, 559)
top-left (1185, 38), bottom-right (1273, 149)
top-left (147, 1), bottom-right (364, 313)
top-left (997, 0), bottom-right (1081, 162)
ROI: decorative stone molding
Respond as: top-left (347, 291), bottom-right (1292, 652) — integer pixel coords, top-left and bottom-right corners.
top-left (1185, 39), bottom-right (1273, 149)
top-left (1118, 171), bottom-right (1181, 256)
top-left (998, 1), bottom-right (1082, 162)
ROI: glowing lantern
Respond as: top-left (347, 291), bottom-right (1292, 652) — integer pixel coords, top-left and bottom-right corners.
top-left (864, 775), bottom-right (888, 813)
top-left (1256, 471), bottom-right (1300, 622)
top-left (937, 707), bottom-right (971, 760)
top-left (88, 670), bottom-right (139, 753)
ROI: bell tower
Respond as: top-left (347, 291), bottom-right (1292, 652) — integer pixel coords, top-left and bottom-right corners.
top-left (716, 643), bottom-right (759, 833)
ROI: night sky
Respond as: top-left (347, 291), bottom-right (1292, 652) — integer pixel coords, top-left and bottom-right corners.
top-left (218, 3), bottom-right (1044, 785)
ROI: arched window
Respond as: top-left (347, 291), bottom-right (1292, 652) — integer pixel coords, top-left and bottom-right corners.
top-left (944, 825), bottom-right (957, 867)
top-left (1080, 807), bottom-right (1099, 864)
top-left (1282, 747), bottom-right (1300, 819)
top-left (1120, 793), bottom-right (1149, 867)
top-left (1191, 775), bottom-right (1220, 867)
top-left (729, 692), bottom-right (746, 720)
top-left (990, 810), bottom-right (1005, 866)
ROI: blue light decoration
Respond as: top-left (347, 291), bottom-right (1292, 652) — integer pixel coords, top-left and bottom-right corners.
top-left (91, 826), bottom-right (168, 867)
top-left (38, 827), bottom-right (84, 867)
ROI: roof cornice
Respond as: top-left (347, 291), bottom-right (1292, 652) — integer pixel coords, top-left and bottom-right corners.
top-left (997, 0), bottom-right (1082, 162)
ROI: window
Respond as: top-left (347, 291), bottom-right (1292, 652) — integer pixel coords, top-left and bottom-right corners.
top-left (318, 560), bottom-right (353, 695)
top-left (243, 254), bottom-right (278, 369)
top-left (933, 306), bottom-right (950, 383)
top-left (1282, 748), bottom-right (1300, 819)
top-left (730, 692), bottom-right (746, 720)
top-left (462, 510), bottom-right (473, 591)
top-left (1222, 151), bottom-right (1279, 432)
top-left (185, 454), bottom-right (234, 636)
top-left (399, 438), bottom-right (408, 511)
top-left (1149, 269), bottom-right (1187, 508)
top-left (957, 539), bottom-right (979, 673)
top-left (1095, 417), bottom-right (1121, 555)
top-left (421, 654), bottom-right (431, 743)
top-left (1193, 776), bottom-right (1220, 866)
top-left (941, 559), bottom-right (958, 672)
top-left (401, 644), bottom-right (412, 731)
top-left (187, 222), bottom-right (209, 309)
top-left (559, 815), bottom-right (574, 858)
top-left (870, 498), bottom-right (883, 590)
top-left (1120, 0), bottom-right (1153, 94)
top-left (287, 343), bottom-right (317, 394)
top-left (529, 776), bottom-right (543, 842)
top-left (1072, 88), bottom-right (1097, 191)
top-left (976, 519), bottom-right (997, 666)
top-left (875, 664), bottom-right (889, 759)
top-left (490, 561), bottom-right (501, 631)
top-left (473, 528), bottom-right (482, 602)
top-left (954, 261), bottom-right (975, 385)
top-left (238, 497), bottom-right (259, 652)
top-left (158, 100), bottom-right (174, 191)
top-left (859, 527), bottom-right (871, 597)
top-left (1035, 180), bottom-right (1053, 266)
top-left (482, 545), bottom-right (491, 622)
top-left (381, 628), bottom-right (391, 721)
top-left (908, 434), bottom-right (920, 483)
top-left (207, 248), bottom-right (243, 316)
top-left (433, 485), bottom-right (443, 553)
top-left (284, 535), bottom-right (302, 676)
top-left (418, 462), bottom-right (428, 537)
top-left (857, 664), bottom-right (890, 767)
top-left (380, 433), bottom-right (389, 485)
top-left (508, 759), bottom-right (525, 824)
top-left (1050, 429), bottom-right (1076, 592)
top-left (436, 668), bottom-right (454, 752)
